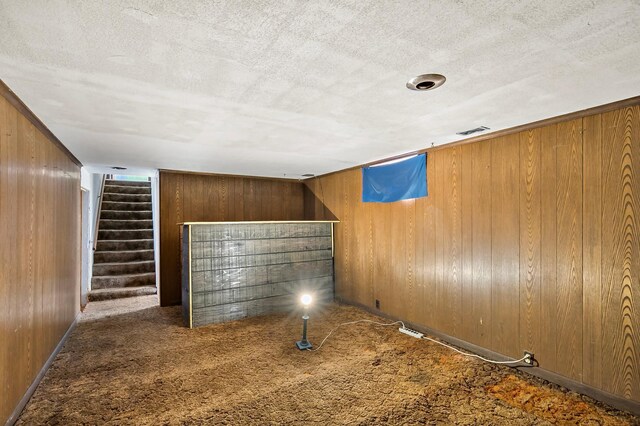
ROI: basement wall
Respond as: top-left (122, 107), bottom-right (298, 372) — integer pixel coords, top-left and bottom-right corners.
top-left (158, 171), bottom-right (305, 306)
top-left (0, 85), bottom-right (81, 424)
top-left (304, 102), bottom-right (640, 405)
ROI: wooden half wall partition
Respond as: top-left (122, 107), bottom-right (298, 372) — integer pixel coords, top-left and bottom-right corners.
top-left (159, 171), bottom-right (306, 306)
top-left (304, 102), bottom-right (640, 407)
top-left (0, 82), bottom-right (82, 424)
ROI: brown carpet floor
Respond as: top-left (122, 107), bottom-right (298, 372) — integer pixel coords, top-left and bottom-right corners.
top-left (17, 296), bottom-right (639, 425)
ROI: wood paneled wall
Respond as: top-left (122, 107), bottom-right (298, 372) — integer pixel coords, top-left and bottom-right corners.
top-left (159, 171), bottom-right (305, 306)
top-left (0, 95), bottom-right (81, 424)
top-left (305, 104), bottom-right (640, 403)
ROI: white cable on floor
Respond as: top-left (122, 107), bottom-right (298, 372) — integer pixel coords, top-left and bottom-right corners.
top-left (306, 319), bottom-right (406, 352)
top-left (308, 319), bottom-right (530, 365)
top-left (419, 335), bottom-right (529, 365)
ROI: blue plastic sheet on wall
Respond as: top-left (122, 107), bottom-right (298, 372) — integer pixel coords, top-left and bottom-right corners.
top-left (362, 153), bottom-right (428, 203)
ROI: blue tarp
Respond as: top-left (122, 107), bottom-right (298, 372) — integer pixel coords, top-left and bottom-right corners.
top-left (362, 153), bottom-right (428, 203)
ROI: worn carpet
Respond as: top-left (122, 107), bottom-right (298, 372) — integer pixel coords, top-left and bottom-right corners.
top-left (17, 296), bottom-right (639, 425)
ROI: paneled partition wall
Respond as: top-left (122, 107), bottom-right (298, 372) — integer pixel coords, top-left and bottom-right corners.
top-left (305, 105), bottom-right (640, 404)
top-left (159, 171), bottom-right (306, 306)
top-left (0, 90), bottom-right (81, 424)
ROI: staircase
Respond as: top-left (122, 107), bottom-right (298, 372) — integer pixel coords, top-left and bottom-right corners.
top-left (89, 179), bottom-right (156, 301)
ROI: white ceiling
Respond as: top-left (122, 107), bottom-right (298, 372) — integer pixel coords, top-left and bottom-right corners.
top-left (1, 1), bottom-right (639, 178)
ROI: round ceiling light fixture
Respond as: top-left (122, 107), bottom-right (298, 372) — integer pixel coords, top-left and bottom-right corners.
top-left (406, 73), bottom-right (446, 91)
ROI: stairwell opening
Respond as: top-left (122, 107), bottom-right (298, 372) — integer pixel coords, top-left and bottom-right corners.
top-left (89, 175), bottom-right (157, 302)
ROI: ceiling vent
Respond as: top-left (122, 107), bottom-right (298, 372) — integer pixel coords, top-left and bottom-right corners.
top-left (301, 173), bottom-right (315, 178)
top-left (406, 73), bottom-right (446, 91)
top-left (111, 166), bottom-right (127, 170)
top-left (456, 126), bottom-right (490, 136)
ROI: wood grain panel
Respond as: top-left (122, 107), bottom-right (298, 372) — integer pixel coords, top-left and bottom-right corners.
top-left (471, 142), bottom-right (492, 347)
top-left (0, 94), bottom-right (80, 425)
top-left (460, 145), bottom-right (474, 342)
top-left (351, 171), bottom-right (371, 306)
top-left (413, 184), bottom-right (426, 325)
top-left (490, 134), bottom-right (520, 357)
top-left (260, 180), bottom-right (272, 220)
top-left (519, 129), bottom-right (542, 359)
top-left (364, 193), bottom-right (375, 308)
top-left (388, 200), bottom-right (404, 317)
top-left (414, 152), bottom-right (437, 327)
top-left (582, 113), bottom-right (603, 388)
top-left (440, 146), bottom-right (462, 336)
top-left (540, 124), bottom-right (558, 371)
top-left (405, 198), bottom-right (416, 323)
top-left (389, 198), bottom-right (414, 319)
top-left (158, 171), bottom-right (305, 306)
top-left (601, 106), bottom-right (640, 400)
top-left (0, 96), bottom-right (18, 421)
top-left (338, 171), bottom-right (353, 302)
top-left (16, 113), bottom-right (35, 390)
top-left (303, 102), bottom-right (640, 407)
top-left (305, 100), bottom-right (640, 405)
top-left (324, 176), bottom-right (341, 296)
top-left (159, 172), bottom-right (182, 307)
top-left (204, 175), bottom-right (219, 222)
top-left (434, 150), bottom-right (445, 331)
top-left (184, 174), bottom-right (205, 222)
top-left (306, 100), bottom-right (640, 402)
top-left (372, 202), bottom-right (392, 314)
top-left (234, 178), bottom-right (244, 221)
top-left (555, 118), bottom-right (583, 380)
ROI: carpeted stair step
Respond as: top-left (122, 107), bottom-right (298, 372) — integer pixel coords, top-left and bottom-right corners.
top-left (92, 179), bottom-right (156, 294)
top-left (102, 201), bottom-right (152, 212)
top-left (100, 219), bottom-right (153, 230)
top-left (94, 249), bottom-right (155, 263)
top-left (96, 239), bottom-right (154, 251)
top-left (105, 179), bottom-right (150, 187)
top-left (101, 210), bottom-right (152, 220)
top-left (88, 285), bottom-right (157, 302)
top-left (103, 192), bottom-right (152, 203)
top-left (92, 272), bottom-right (156, 289)
top-left (98, 229), bottom-right (153, 240)
top-left (93, 260), bottom-right (155, 276)
top-left (104, 185), bottom-right (150, 195)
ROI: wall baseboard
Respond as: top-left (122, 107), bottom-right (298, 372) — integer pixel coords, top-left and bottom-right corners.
top-left (5, 313), bottom-right (80, 426)
top-left (336, 297), bottom-right (640, 417)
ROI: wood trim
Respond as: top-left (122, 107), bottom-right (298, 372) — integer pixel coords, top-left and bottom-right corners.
top-left (181, 220), bottom-right (339, 225)
top-left (314, 95), bottom-right (640, 180)
top-left (4, 314), bottom-right (80, 426)
top-left (0, 79), bottom-right (82, 167)
top-left (337, 297), bottom-right (640, 417)
top-left (188, 225), bottom-right (193, 329)
top-left (159, 168), bottom-right (301, 183)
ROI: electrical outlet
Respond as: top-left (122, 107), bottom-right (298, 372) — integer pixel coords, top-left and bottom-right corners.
top-left (523, 351), bottom-right (535, 365)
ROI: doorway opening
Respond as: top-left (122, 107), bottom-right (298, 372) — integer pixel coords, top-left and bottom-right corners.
top-left (88, 174), bottom-right (159, 303)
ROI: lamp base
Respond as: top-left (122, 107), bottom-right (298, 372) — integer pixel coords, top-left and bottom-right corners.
top-left (296, 340), bottom-right (313, 350)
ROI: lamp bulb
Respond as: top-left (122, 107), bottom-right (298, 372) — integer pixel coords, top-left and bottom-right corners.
top-left (301, 294), bottom-right (312, 306)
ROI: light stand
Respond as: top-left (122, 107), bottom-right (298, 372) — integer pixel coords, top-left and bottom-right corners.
top-left (296, 294), bottom-right (313, 350)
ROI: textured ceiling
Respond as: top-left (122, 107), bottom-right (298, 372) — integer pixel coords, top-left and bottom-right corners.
top-left (1, 1), bottom-right (639, 178)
